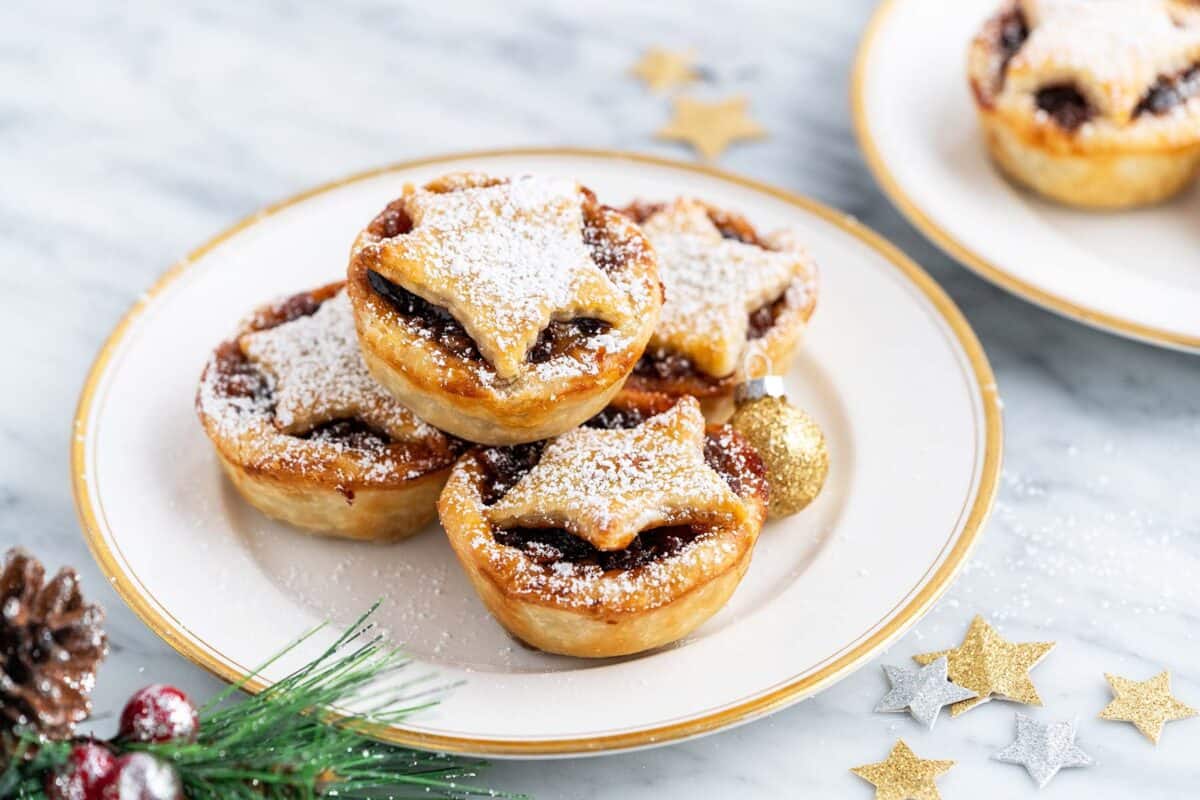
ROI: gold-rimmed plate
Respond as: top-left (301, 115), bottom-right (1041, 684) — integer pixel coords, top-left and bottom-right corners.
top-left (74, 149), bottom-right (1001, 757)
top-left (854, 0), bottom-right (1200, 352)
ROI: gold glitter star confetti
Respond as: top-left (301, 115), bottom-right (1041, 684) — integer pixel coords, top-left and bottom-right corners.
top-left (657, 96), bottom-right (767, 161)
top-left (1099, 670), bottom-right (1197, 744)
top-left (914, 615), bottom-right (1055, 716)
top-left (850, 739), bottom-right (954, 800)
top-left (630, 47), bottom-right (698, 92)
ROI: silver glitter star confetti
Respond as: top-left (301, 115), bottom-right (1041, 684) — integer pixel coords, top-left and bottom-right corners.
top-left (874, 656), bottom-right (977, 729)
top-left (994, 713), bottom-right (1094, 789)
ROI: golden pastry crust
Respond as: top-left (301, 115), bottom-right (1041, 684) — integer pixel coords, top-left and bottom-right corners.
top-left (617, 200), bottom-right (817, 421)
top-left (437, 395), bottom-right (768, 658)
top-left (1174, 0), bottom-right (1200, 27)
top-left (346, 173), bottom-right (662, 445)
top-left (196, 282), bottom-right (463, 541)
top-left (969, 0), bottom-right (1200, 208)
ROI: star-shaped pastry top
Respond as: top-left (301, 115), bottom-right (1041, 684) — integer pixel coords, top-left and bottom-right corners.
top-left (239, 292), bottom-right (433, 443)
top-left (850, 739), bottom-right (954, 800)
top-left (657, 96), bottom-right (766, 161)
top-left (993, 713), bottom-right (1093, 789)
top-left (1099, 670), bottom-right (1197, 744)
top-left (631, 47), bottom-right (698, 92)
top-left (875, 656), bottom-right (978, 730)
top-left (640, 199), bottom-right (809, 378)
top-left (914, 616), bottom-right (1055, 716)
top-left (1007, 0), bottom-right (1200, 122)
top-left (486, 396), bottom-right (746, 552)
top-left (361, 175), bottom-right (631, 381)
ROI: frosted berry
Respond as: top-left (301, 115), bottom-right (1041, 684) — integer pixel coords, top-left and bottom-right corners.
top-left (45, 741), bottom-right (116, 800)
top-left (118, 684), bottom-right (198, 743)
top-left (97, 753), bottom-right (183, 800)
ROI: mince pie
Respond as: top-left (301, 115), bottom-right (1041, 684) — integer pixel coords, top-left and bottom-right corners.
top-left (970, 0), bottom-right (1200, 208)
top-left (437, 395), bottom-right (768, 658)
top-left (196, 283), bottom-right (463, 541)
top-left (618, 199), bottom-right (817, 420)
top-left (346, 172), bottom-right (662, 445)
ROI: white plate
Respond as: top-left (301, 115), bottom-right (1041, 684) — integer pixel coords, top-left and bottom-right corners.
top-left (853, 0), bottom-right (1200, 352)
top-left (74, 149), bottom-right (1001, 757)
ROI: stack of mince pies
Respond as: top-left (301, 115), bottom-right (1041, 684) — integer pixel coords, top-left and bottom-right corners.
top-left (196, 171), bottom-right (820, 658)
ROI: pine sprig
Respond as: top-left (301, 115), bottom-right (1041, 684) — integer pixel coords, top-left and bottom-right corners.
top-left (0, 736), bottom-right (72, 798)
top-left (2, 606), bottom-right (524, 800)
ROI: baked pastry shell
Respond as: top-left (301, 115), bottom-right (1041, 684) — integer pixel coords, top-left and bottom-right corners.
top-left (968, 4), bottom-right (1200, 209)
top-left (619, 282), bottom-right (817, 422)
top-left (196, 282), bottom-right (459, 542)
top-left (347, 202), bottom-right (663, 446)
top-left (617, 200), bottom-right (819, 421)
top-left (214, 450), bottom-right (448, 542)
top-left (437, 424), bottom-right (768, 658)
top-left (975, 109), bottom-right (1200, 209)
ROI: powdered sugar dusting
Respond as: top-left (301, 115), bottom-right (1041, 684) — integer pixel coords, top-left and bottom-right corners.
top-left (471, 526), bottom-right (741, 611)
top-left (640, 199), bottom-right (811, 378)
top-left (197, 293), bottom-right (452, 486)
top-left (486, 397), bottom-right (746, 551)
top-left (361, 175), bottom-right (633, 381)
top-left (239, 292), bottom-right (435, 443)
top-left (1012, 0), bottom-right (1200, 122)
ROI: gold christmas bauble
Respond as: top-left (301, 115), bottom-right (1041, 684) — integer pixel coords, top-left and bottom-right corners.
top-left (730, 396), bottom-right (829, 518)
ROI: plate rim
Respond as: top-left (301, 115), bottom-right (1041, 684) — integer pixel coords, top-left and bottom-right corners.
top-left (71, 147), bottom-right (1003, 756)
top-left (851, 0), bottom-right (1200, 352)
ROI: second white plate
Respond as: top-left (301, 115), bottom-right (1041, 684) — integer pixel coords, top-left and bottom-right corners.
top-left (855, 0), bottom-right (1200, 351)
top-left (74, 149), bottom-right (1000, 756)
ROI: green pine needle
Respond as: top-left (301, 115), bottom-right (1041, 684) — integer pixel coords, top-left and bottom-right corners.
top-left (0, 737), bottom-right (72, 798)
top-left (2, 605), bottom-right (524, 800)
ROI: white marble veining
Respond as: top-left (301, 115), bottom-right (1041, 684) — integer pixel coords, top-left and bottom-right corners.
top-left (2, 1), bottom-right (1198, 797)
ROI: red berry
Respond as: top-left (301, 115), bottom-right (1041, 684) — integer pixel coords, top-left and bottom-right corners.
top-left (45, 741), bottom-right (117, 800)
top-left (97, 753), bottom-right (183, 800)
top-left (118, 684), bottom-right (198, 743)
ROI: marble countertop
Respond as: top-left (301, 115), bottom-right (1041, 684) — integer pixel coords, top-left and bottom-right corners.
top-left (3, 1), bottom-right (1198, 797)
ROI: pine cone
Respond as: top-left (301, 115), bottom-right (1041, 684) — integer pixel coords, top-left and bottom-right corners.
top-left (0, 548), bottom-right (107, 739)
